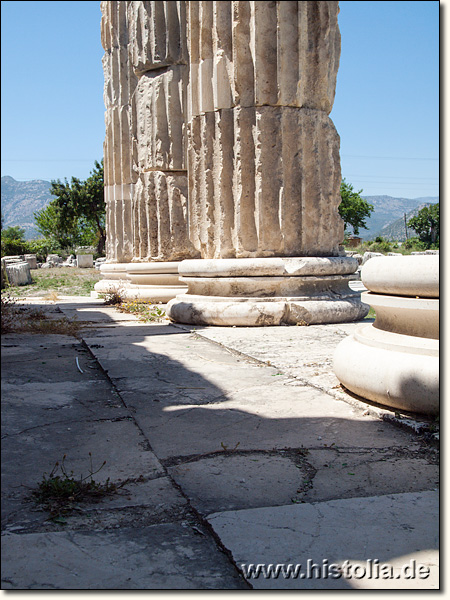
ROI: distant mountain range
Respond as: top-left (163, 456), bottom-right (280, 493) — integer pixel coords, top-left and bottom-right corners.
top-left (359, 195), bottom-right (439, 241)
top-left (1, 176), bottom-right (439, 242)
top-left (1, 176), bottom-right (56, 239)
top-left (373, 203), bottom-right (436, 242)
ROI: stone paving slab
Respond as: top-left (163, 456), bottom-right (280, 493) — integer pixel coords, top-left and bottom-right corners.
top-left (1, 523), bottom-right (247, 589)
top-left (122, 388), bottom-right (422, 461)
top-left (83, 329), bottom-right (420, 461)
top-left (177, 322), bottom-right (438, 434)
top-left (83, 323), bottom-right (188, 337)
top-left (59, 304), bottom-right (141, 323)
top-left (168, 453), bottom-right (310, 514)
top-left (1, 333), bottom-right (107, 383)
top-left (166, 448), bottom-right (438, 515)
top-left (2, 414), bottom-right (165, 528)
top-left (1, 323), bottom-right (247, 590)
top-left (302, 448), bottom-right (439, 503)
top-left (177, 322), bottom-right (369, 394)
top-left (207, 491), bottom-right (439, 590)
top-left (1, 298), bottom-right (439, 589)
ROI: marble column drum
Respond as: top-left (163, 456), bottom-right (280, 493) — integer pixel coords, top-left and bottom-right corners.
top-left (167, 1), bottom-right (367, 325)
top-left (333, 255), bottom-right (439, 415)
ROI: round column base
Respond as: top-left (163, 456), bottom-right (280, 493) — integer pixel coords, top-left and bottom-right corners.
top-left (333, 324), bottom-right (439, 415)
top-left (166, 257), bottom-right (367, 326)
top-left (93, 261), bottom-right (187, 302)
top-left (167, 294), bottom-right (367, 326)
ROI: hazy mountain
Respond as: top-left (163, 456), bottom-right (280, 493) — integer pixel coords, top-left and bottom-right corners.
top-left (359, 195), bottom-right (439, 240)
top-left (1, 176), bottom-right (439, 243)
top-left (1, 176), bottom-right (56, 239)
top-left (373, 202), bottom-right (436, 242)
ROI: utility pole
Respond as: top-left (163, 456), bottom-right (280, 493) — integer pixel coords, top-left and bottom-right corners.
top-left (404, 213), bottom-right (408, 240)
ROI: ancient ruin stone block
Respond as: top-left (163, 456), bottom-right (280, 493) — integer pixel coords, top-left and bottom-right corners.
top-left (5, 261), bottom-right (32, 286)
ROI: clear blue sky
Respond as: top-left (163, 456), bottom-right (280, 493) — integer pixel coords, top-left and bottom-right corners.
top-left (1, 0), bottom-right (440, 199)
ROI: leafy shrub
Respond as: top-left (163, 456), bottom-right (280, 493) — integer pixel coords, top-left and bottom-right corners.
top-left (403, 237), bottom-right (429, 252)
top-left (26, 238), bottom-right (62, 262)
top-left (1, 236), bottom-right (63, 261)
top-left (367, 238), bottom-right (393, 253)
top-left (1, 237), bottom-right (29, 257)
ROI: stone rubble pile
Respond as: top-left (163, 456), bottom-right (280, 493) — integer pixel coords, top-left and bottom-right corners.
top-left (40, 255), bottom-right (64, 269)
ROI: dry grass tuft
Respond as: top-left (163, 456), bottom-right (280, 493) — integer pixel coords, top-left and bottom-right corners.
top-left (32, 454), bottom-right (128, 521)
top-left (43, 291), bottom-right (60, 302)
top-left (1, 292), bottom-right (81, 337)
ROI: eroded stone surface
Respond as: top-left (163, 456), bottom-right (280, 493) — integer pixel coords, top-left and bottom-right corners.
top-left (188, 1), bottom-right (340, 115)
top-left (167, 295), bottom-right (368, 326)
top-left (187, 106), bottom-right (343, 259)
top-left (100, 0), bottom-right (194, 267)
top-left (82, 328), bottom-right (420, 462)
top-left (1, 524), bottom-right (246, 589)
top-left (168, 453), bottom-right (310, 514)
top-left (207, 491), bottom-right (439, 589)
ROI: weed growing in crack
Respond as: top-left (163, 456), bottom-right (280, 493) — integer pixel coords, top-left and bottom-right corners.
top-left (100, 285), bottom-right (167, 323)
top-left (32, 453), bottom-right (128, 521)
top-left (100, 284), bottom-right (126, 306)
top-left (118, 300), bottom-right (166, 323)
top-left (220, 441), bottom-right (241, 452)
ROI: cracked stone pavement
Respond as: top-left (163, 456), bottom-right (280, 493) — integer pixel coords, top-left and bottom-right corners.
top-left (1, 297), bottom-right (439, 590)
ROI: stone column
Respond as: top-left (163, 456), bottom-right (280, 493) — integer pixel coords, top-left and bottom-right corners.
top-left (167, 1), bottom-right (367, 325)
top-left (96, 1), bottom-right (198, 302)
top-left (100, 0), bottom-right (137, 265)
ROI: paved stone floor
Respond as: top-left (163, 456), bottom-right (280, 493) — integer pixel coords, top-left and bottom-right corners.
top-left (1, 296), bottom-right (439, 590)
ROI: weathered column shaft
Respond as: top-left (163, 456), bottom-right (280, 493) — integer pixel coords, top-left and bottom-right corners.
top-left (101, 1), bottom-right (137, 263)
top-left (101, 1), bottom-right (195, 264)
top-left (98, 1), bottom-right (195, 301)
top-left (186, 1), bottom-right (343, 259)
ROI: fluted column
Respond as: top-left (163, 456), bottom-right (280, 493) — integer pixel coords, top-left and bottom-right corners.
top-left (186, 1), bottom-right (343, 259)
top-left (97, 1), bottom-right (197, 301)
top-left (167, 1), bottom-right (368, 325)
top-left (101, 0), bottom-right (137, 263)
top-left (128, 0), bottom-right (196, 263)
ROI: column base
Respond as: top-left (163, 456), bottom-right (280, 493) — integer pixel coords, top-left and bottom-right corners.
top-left (333, 255), bottom-right (439, 416)
top-left (94, 262), bottom-right (187, 303)
top-left (333, 323), bottom-right (439, 415)
top-left (166, 257), bottom-right (368, 326)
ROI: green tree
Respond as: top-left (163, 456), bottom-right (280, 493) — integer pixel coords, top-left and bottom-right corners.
top-left (1, 225), bottom-right (28, 256)
top-left (49, 160), bottom-right (105, 255)
top-left (1, 225), bottom-right (26, 243)
top-left (338, 179), bottom-right (374, 236)
top-left (34, 202), bottom-right (81, 250)
top-left (407, 203), bottom-right (439, 247)
top-left (34, 161), bottom-right (106, 254)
